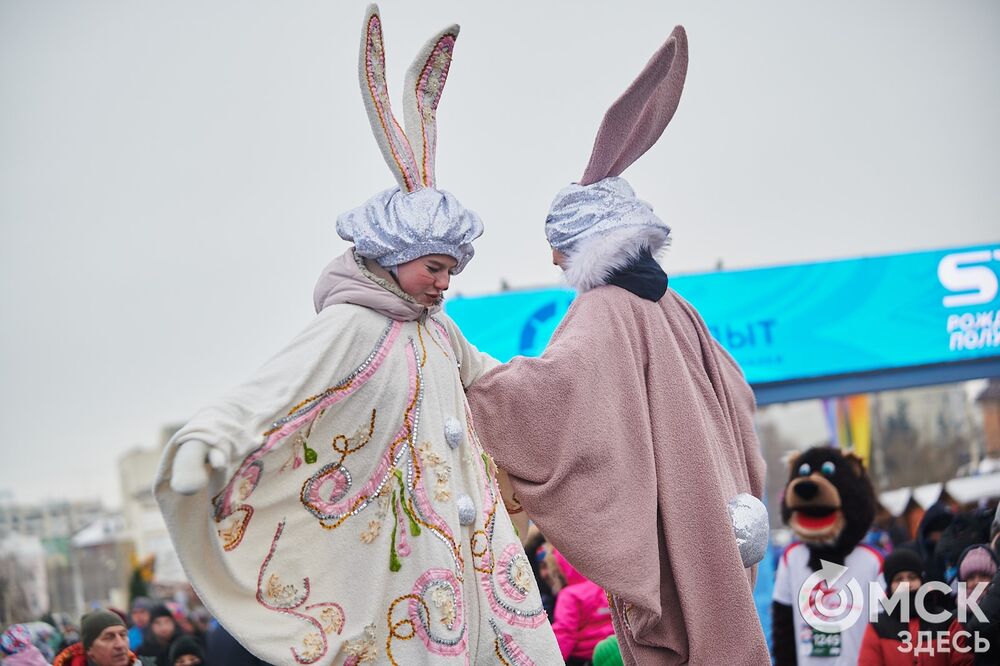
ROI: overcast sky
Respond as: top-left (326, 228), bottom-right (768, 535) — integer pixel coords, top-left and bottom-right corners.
top-left (1, 1), bottom-right (998, 509)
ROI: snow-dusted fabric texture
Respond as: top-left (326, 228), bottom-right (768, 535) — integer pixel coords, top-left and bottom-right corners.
top-left (155, 290), bottom-right (560, 663)
top-left (468, 285), bottom-right (769, 665)
top-left (546, 177), bottom-right (671, 292)
top-left (336, 187), bottom-right (483, 274)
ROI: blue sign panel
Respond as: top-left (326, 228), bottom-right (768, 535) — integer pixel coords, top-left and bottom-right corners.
top-left (445, 243), bottom-right (1000, 386)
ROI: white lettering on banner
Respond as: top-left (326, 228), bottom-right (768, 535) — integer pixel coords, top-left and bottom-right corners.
top-left (957, 582), bottom-right (990, 623)
top-left (953, 631), bottom-right (971, 654)
top-left (869, 585), bottom-right (909, 622)
top-left (939, 250), bottom-right (1000, 307)
top-left (946, 308), bottom-right (1000, 351)
top-left (897, 630), bottom-right (991, 657)
top-left (916, 583), bottom-right (953, 624)
top-left (913, 630), bottom-right (940, 656)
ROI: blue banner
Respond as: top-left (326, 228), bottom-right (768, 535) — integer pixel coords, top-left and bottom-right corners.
top-left (445, 243), bottom-right (1000, 385)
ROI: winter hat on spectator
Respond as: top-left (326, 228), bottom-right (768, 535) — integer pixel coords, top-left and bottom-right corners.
top-left (958, 544), bottom-right (999, 581)
top-left (168, 635), bottom-right (205, 664)
top-left (148, 604), bottom-right (176, 625)
top-left (131, 596), bottom-right (155, 612)
top-left (81, 609), bottom-right (126, 650)
top-left (883, 548), bottom-right (925, 584)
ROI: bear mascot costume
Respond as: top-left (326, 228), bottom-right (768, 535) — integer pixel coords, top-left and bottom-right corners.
top-left (772, 446), bottom-right (882, 665)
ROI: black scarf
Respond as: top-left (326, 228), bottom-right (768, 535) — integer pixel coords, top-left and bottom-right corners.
top-left (605, 248), bottom-right (668, 301)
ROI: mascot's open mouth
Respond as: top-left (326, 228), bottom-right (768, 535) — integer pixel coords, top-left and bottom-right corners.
top-left (791, 506), bottom-right (841, 532)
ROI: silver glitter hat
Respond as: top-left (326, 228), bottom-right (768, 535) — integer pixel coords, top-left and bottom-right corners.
top-left (545, 177), bottom-right (668, 256)
top-left (545, 26), bottom-right (688, 291)
top-left (338, 5), bottom-right (482, 274)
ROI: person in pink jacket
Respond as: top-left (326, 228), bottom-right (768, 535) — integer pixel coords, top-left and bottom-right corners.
top-left (549, 547), bottom-right (615, 665)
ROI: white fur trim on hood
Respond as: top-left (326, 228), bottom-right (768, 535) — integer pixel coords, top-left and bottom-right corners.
top-left (562, 225), bottom-right (670, 292)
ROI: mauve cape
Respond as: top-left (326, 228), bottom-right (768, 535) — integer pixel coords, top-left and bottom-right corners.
top-left (467, 285), bottom-right (769, 665)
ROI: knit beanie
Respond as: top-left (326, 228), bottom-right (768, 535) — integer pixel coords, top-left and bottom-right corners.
top-left (81, 609), bottom-right (127, 650)
top-left (131, 596), bottom-right (154, 612)
top-left (148, 604), bottom-right (175, 625)
top-left (959, 545), bottom-right (998, 582)
top-left (883, 548), bottom-right (925, 585)
top-left (592, 635), bottom-right (624, 666)
top-left (168, 635), bottom-right (205, 664)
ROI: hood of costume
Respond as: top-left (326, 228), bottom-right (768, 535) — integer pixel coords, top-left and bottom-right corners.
top-left (312, 249), bottom-right (439, 321)
top-left (467, 24), bottom-right (770, 664)
top-left (154, 6), bottom-right (560, 664)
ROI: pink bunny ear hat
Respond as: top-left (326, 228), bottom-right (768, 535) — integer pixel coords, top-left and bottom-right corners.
top-left (335, 5), bottom-right (483, 273)
top-left (546, 26), bottom-right (688, 291)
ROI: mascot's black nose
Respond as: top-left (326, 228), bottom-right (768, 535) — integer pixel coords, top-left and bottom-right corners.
top-left (794, 480), bottom-right (819, 500)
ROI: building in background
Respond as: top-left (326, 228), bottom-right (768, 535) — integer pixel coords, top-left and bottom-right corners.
top-left (0, 495), bottom-right (119, 620)
top-left (975, 379), bottom-right (1000, 473)
top-left (119, 425), bottom-right (185, 587)
top-left (0, 532), bottom-right (47, 625)
top-left (71, 514), bottom-right (134, 612)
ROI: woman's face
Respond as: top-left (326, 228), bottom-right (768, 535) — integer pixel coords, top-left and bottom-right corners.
top-left (395, 254), bottom-right (457, 306)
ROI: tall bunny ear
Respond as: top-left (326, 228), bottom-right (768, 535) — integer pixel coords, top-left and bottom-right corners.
top-left (403, 25), bottom-right (459, 189)
top-left (359, 4), bottom-right (422, 192)
top-left (580, 25), bottom-right (689, 186)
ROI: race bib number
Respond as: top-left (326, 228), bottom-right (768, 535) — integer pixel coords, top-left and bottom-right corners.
top-left (810, 630), bottom-right (842, 657)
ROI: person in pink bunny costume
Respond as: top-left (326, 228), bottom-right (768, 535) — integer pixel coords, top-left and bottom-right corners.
top-left (468, 25), bottom-right (771, 665)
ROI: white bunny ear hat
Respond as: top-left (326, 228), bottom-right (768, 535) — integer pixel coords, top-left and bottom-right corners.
top-left (546, 26), bottom-right (689, 291)
top-left (336, 4), bottom-right (483, 273)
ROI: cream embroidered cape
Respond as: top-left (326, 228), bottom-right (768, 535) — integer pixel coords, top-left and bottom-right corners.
top-left (154, 304), bottom-right (560, 665)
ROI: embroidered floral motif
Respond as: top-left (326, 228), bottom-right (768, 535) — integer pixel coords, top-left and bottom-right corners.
top-left (255, 521), bottom-right (346, 664)
top-left (344, 624), bottom-right (378, 664)
top-left (387, 569), bottom-right (467, 664)
top-left (266, 573), bottom-right (300, 607)
top-left (431, 586), bottom-right (457, 629)
top-left (300, 633), bottom-right (323, 661)
top-left (417, 440), bottom-right (452, 502)
top-left (360, 490), bottom-right (391, 544)
top-left (319, 606), bottom-right (345, 635)
top-left (511, 556), bottom-right (533, 594)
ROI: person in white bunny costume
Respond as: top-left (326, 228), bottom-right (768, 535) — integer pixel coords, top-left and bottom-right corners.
top-left (154, 6), bottom-right (561, 665)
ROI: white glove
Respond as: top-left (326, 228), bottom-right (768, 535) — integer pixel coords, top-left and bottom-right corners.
top-left (170, 439), bottom-right (229, 495)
